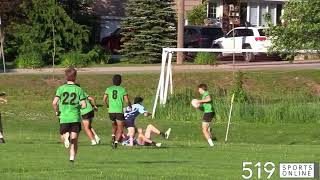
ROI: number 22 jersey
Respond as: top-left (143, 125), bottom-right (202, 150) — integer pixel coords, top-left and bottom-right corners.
top-left (55, 84), bottom-right (86, 123)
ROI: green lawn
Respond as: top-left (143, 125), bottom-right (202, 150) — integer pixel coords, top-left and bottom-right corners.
top-left (0, 71), bottom-right (319, 179)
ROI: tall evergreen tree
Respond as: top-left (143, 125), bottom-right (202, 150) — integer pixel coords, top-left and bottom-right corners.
top-left (121, 0), bottom-right (176, 63)
top-left (6, 0), bottom-right (89, 64)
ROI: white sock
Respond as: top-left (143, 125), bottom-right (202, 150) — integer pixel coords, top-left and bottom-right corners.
top-left (207, 138), bottom-right (214, 146)
top-left (70, 155), bottom-right (75, 161)
top-left (91, 140), bottom-right (97, 145)
top-left (114, 141), bottom-right (118, 144)
top-left (112, 134), bottom-right (115, 137)
top-left (95, 134), bottom-right (100, 139)
top-left (129, 137), bottom-right (134, 145)
top-left (0, 132), bottom-right (3, 139)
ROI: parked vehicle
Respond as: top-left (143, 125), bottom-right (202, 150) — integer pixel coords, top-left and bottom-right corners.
top-left (211, 27), bottom-right (271, 62)
top-left (184, 26), bottom-right (224, 48)
top-left (100, 28), bottom-right (122, 53)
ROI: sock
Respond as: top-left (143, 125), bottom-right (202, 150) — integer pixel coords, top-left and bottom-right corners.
top-left (0, 132), bottom-right (3, 139)
top-left (70, 155), bottom-right (75, 161)
top-left (129, 137), bottom-right (134, 145)
top-left (207, 138), bottom-right (214, 146)
top-left (114, 141), bottom-right (118, 144)
top-left (112, 134), bottom-right (115, 137)
top-left (91, 140), bottom-right (97, 145)
top-left (95, 134), bottom-right (99, 139)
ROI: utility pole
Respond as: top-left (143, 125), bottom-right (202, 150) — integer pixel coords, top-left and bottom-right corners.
top-left (177, 0), bottom-right (184, 64)
top-left (0, 16), bottom-right (6, 73)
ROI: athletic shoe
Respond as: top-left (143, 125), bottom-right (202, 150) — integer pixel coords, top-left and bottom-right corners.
top-left (164, 128), bottom-right (171, 139)
top-left (112, 142), bottom-right (118, 149)
top-left (155, 143), bottom-right (162, 147)
top-left (95, 136), bottom-right (101, 144)
top-left (0, 138), bottom-right (5, 144)
top-left (91, 140), bottom-right (97, 146)
top-left (64, 133), bottom-right (70, 149)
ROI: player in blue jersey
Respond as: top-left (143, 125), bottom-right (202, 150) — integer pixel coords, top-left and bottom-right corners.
top-left (123, 96), bottom-right (171, 146)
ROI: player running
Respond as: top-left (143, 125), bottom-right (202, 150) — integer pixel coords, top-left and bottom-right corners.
top-left (52, 68), bottom-right (87, 162)
top-left (103, 74), bottom-right (131, 149)
top-left (80, 91), bottom-right (101, 146)
top-left (194, 84), bottom-right (215, 147)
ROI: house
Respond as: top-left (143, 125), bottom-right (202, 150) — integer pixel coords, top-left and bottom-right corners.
top-left (93, 0), bottom-right (287, 40)
top-left (185, 0), bottom-right (286, 32)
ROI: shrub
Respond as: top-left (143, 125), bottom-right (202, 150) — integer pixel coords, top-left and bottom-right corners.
top-left (16, 51), bottom-right (43, 68)
top-left (187, 3), bottom-right (207, 25)
top-left (87, 45), bottom-right (111, 64)
top-left (230, 71), bottom-right (249, 103)
top-left (60, 51), bottom-right (89, 67)
top-left (195, 52), bottom-right (217, 65)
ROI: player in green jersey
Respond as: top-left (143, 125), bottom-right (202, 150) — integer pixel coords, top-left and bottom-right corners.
top-left (194, 84), bottom-right (215, 147)
top-left (52, 68), bottom-right (87, 162)
top-left (80, 91), bottom-right (100, 146)
top-left (103, 74), bottom-right (131, 149)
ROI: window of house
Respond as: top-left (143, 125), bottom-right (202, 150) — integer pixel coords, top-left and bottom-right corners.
top-left (249, 3), bottom-right (258, 26)
top-left (207, 2), bottom-right (217, 18)
top-left (259, 4), bottom-right (267, 26)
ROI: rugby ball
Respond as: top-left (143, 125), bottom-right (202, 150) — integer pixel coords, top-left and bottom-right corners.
top-left (191, 99), bottom-right (200, 108)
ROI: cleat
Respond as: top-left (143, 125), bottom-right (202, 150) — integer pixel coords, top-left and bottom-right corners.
top-left (164, 128), bottom-right (171, 139)
top-left (112, 142), bottom-right (118, 149)
top-left (155, 143), bottom-right (162, 147)
top-left (95, 136), bottom-right (101, 144)
top-left (69, 160), bottom-right (74, 163)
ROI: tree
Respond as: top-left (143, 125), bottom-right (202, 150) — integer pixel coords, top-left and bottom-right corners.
top-left (187, 2), bottom-right (206, 25)
top-left (121, 0), bottom-right (176, 63)
top-left (266, 0), bottom-right (320, 60)
top-left (6, 0), bottom-right (89, 65)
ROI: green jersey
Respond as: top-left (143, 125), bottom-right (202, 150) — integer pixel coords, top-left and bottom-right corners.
top-left (105, 85), bottom-right (127, 113)
top-left (201, 91), bottom-right (213, 113)
top-left (55, 84), bottom-right (86, 123)
top-left (80, 91), bottom-right (94, 116)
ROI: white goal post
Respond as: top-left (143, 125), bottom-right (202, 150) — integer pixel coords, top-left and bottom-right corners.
top-left (151, 47), bottom-right (268, 118)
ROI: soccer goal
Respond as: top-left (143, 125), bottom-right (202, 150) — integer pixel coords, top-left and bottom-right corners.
top-left (151, 47), bottom-right (268, 118)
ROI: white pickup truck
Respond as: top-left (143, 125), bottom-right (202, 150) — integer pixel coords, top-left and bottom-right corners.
top-left (211, 27), bottom-right (271, 62)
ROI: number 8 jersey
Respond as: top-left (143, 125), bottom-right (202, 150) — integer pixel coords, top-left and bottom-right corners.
top-left (55, 84), bottom-right (86, 123)
top-left (105, 85), bottom-right (127, 113)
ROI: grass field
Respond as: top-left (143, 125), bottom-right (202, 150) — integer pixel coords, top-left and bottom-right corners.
top-left (0, 70), bottom-right (320, 180)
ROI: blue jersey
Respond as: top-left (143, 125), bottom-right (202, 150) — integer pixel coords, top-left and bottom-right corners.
top-left (124, 104), bottom-right (147, 120)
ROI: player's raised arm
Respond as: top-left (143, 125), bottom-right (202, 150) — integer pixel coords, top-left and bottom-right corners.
top-left (103, 94), bottom-right (109, 108)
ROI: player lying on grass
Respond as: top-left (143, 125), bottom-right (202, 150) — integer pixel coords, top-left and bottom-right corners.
top-left (123, 124), bottom-right (171, 147)
top-left (123, 96), bottom-right (152, 146)
top-left (52, 68), bottom-right (87, 162)
top-left (192, 84), bottom-right (215, 147)
top-left (80, 91), bottom-right (100, 146)
top-left (103, 74), bottom-right (131, 149)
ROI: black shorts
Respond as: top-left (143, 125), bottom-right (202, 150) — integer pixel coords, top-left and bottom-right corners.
top-left (109, 113), bottom-right (125, 122)
top-left (60, 122), bottom-right (81, 135)
top-left (125, 118), bottom-right (135, 128)
top-left (82, 110), bottom-right (94, 120)
top-left (202, 112), bottom-right (215, 122)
